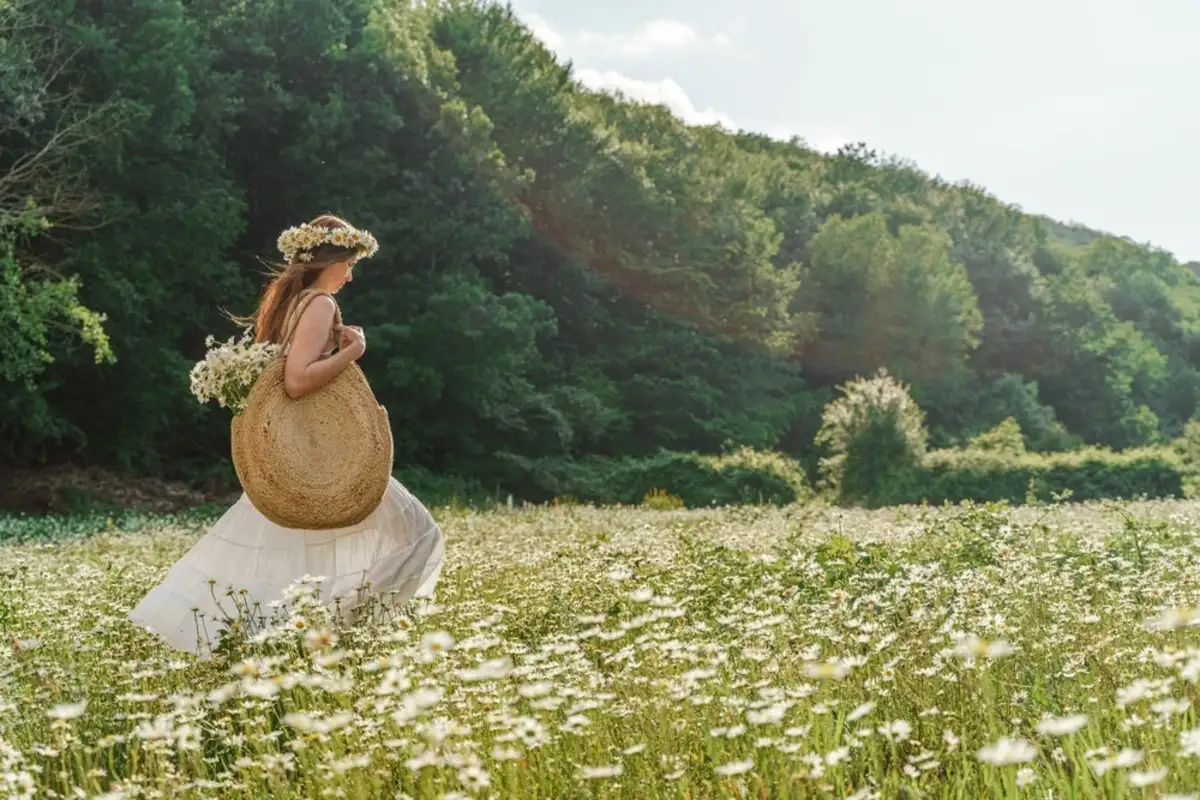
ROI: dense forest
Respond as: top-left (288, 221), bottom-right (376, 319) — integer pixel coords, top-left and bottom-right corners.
top-left (3, 0), bottom-right (1199, 500)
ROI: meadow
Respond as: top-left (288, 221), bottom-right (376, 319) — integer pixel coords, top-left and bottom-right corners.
top-left (5, 498), bottom-right (1200, 798)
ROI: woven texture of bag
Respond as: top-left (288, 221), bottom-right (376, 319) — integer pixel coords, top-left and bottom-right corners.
top-left (230, 290), bottom-right (393, 530)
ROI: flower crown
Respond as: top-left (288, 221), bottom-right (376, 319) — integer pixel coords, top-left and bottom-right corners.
top-left (276, 223), bottom-right (379, 264)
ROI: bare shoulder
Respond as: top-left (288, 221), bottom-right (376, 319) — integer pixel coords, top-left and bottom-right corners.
top-left (298, 293), bottom-right (337, 325)
top-left (287, 294), bottom-right (337, 350)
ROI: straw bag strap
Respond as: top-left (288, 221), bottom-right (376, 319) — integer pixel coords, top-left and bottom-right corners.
top-left (280, 289), bottom-right (343, 351)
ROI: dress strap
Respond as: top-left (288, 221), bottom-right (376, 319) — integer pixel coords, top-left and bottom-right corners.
top-left (280, 289), bottom-right (342, 353)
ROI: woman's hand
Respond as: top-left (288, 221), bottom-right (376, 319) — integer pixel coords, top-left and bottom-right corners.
top-left (338, 324), bottom-right (366, 360)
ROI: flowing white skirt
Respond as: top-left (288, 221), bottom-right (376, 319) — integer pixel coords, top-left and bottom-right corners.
top-left (128, 477), bottom-right (445, 657)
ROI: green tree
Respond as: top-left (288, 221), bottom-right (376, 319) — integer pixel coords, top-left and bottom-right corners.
top-left (1030, 268), bottom-right (1167, 448)
top-left (25, 0), bottom-right (250, 473)
top-left (798, 213), bottom-right (982, 385)
top-left (0, 1), bottom-right (115, 460)
top-left (3, 0), bottom-right (1198, 496)
top-left (432, 1), bottom-right (802, 349)
top-left (934, 183), bottom-right (1043, 378)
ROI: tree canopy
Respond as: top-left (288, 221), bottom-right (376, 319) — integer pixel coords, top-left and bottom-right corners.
top-left (3, 0), bottom-right (1197, 491)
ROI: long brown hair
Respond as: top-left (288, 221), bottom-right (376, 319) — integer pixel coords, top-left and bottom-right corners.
top-left (241, 214), bottom-right (359, 345)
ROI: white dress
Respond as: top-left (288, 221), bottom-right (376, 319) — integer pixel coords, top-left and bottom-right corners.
top-left (128, 478), bottom-right (444, 657)
top-left (129, 330), bottom-right (445, 657)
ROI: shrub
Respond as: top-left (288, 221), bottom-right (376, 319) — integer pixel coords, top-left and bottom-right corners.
top-left (926, 373), bottom-right (1082, 453)
top-left (393, 465), bottom-right (497, 509)
top-left (641, 488), bottom-right (685, 510)
top-left (1170, 419), bottom-right (1200, 497)
top-left (876, 446), bottom-right (1187, 508)
top-left (1172, 419), bottom-right (1200, 468)
top-left (693, 447), bottom-right (812, 506)
top-left (497, 447), bottom-right (811, 508)
top-left (815, 369), bottom-right (927, 504)
top-left (964, 417), bottom-right (1026, 456)
top-left (819, 383), bottom-right (1187, 508)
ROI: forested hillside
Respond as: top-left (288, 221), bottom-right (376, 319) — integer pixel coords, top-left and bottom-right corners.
top-left (3, 0), bottom-right (1198, 496)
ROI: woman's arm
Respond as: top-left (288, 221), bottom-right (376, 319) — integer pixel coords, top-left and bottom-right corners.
top-left (283, 295), bottom-right (364, 399)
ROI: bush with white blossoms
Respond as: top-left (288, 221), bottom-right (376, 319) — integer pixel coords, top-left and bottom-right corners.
top-left (189, 329), bottom-right (280, 414)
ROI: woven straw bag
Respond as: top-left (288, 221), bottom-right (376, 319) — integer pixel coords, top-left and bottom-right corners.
top-left (230, 289), bottom-right (393, 530)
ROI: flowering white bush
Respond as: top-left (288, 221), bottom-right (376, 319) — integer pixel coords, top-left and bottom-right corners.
top-left (816, 368), bottom-right (927, 503)
top-left (189, 329), bottom-right (280, 414)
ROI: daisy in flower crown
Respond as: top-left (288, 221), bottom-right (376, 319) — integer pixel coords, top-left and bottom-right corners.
top-left (276, 219), bottom-right (379, 265)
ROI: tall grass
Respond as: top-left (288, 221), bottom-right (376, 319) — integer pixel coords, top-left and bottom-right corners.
top-left (4, 498), bottom-right (1200, 797)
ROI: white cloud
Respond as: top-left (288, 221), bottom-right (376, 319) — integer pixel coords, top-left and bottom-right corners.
top-left (523, 15), bottom-right (849, 148)
top-left (521, 13), bottom-right (734, 129)
top-left (577, 19), bottom-right (701, 58)
top-left (524, 14), bottom-right (729, 59)
top-left (575, 69), bottom-right (736, 129)
top-left (523, 13), bottom-right (566, 54)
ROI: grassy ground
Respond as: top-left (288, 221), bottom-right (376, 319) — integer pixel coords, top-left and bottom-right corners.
top-left (3, 498), bottom-right (1200, 798)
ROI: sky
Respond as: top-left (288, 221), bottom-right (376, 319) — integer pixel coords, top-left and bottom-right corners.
top-left (508, 0), bottom-right (1200, 262)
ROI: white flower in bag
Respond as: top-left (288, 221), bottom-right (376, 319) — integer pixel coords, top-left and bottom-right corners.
top-left (190, 329), bottom-right (281, 414)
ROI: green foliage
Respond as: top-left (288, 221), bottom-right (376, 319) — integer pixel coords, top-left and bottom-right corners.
top-left (0, 236), bottom-right (115, 458)
top-left (640, 488), bottom-right (685, 511)
top-left (816, 370), bottom-right (927, 504)
top-left (0, 1), bottom-right (118, 458)
top-left (922, 373), bottom-right (1081, 453)
top-left (965, 417), bottom-right (1026, 456)
top-left (2, 0), bottom-right (1200, 506)
top-left (0, 234), bottom-right (113, 380)
top-left (799, 213), bottom-right (982, 384)
top-left (1170, 419), bottom-right (1200, 497)
top-left (391, 465), bottom-right (496, 509)
top-left (12, 0), bottom-right (251, 472)
top-left (1021, 263), bottom-right (1168, 449)
top-left (813, 381), bottom-right (1187, 509)
top-left (902, 447), bottom-right (1187, 508)
top-left (1172, 419), bottom-right (1200, 466)
top-left (500, 447), bottom-right (810, 509)
top-left (600, 321), bottom-right (818, 456)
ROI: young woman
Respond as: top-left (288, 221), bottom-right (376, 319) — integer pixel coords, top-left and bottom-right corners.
top-left (128, 214), bottom-right (445, 657)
